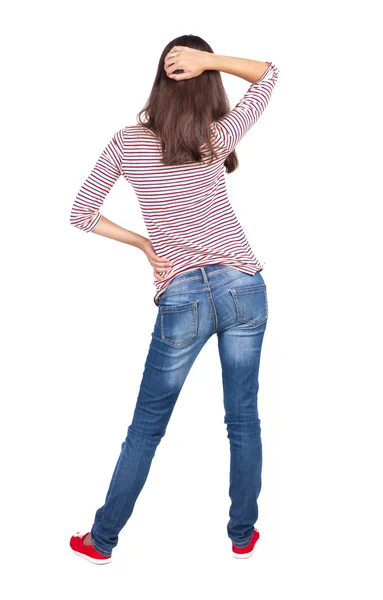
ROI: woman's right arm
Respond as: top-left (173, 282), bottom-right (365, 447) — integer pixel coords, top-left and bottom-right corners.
top-left (206, 53), bottom-right (271, 83)
top-left (165, 47), bottom-right (271, 83)
top-left (207, 55), bottom-right (279, 153)
top-left (165, 47), bottom-right (279, 153)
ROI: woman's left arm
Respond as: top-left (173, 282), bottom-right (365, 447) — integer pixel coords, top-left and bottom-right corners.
top-left (70, 130), bottom-right (125, 233)
top-left (69, 128), bottom-right (173, 278)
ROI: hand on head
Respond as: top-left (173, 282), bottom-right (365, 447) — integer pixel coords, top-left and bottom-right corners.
top-left (164, 46), bottom-right (209, 81)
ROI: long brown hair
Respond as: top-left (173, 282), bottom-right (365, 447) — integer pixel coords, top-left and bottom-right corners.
top-left (136, 34), bottom-right (239, 174)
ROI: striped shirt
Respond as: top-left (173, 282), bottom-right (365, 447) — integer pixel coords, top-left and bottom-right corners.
top-left (70, 61), bottom-right (279, 305)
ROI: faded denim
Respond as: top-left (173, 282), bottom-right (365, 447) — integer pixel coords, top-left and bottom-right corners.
top-left (91, 264), bottom-right (268, 555)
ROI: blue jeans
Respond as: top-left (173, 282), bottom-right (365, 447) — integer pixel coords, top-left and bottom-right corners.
top-left (90, 264), bottom-right (268, 555)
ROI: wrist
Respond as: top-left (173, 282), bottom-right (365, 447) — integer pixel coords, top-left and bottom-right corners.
top-left (138, 237), bottom-right (151, 252)
top-left (204, 51), bottom-right (220, 71)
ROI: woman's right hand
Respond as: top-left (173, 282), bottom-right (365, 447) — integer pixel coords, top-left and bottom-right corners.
top-left (164, 46), bottom-right (211, 81)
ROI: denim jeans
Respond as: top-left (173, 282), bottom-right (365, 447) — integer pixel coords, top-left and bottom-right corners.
top-left (90, 264), bottom-right (268, 555)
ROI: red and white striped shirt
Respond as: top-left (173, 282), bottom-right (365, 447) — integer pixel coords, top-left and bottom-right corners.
top-left (70, 62), bottom-right (279, 305)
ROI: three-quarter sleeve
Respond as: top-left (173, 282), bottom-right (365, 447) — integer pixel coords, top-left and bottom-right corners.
top-left (211, 62), bottom-right (279, 154)
top-left (70, 128), bottom-right (124, 232)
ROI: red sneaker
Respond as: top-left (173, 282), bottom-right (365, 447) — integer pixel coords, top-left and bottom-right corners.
top-left (232, 529), bottom-right (260, 559)
top-left (69, 531), bottom-right (112, 564)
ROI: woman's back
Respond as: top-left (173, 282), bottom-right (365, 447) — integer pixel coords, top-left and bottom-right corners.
top-left (70, 62), bottom-right (279, 304)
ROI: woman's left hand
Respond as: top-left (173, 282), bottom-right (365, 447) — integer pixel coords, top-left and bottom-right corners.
top-left (142, 239), bottom-right (174, 281)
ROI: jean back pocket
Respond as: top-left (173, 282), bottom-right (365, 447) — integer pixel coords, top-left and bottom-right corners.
top-left (229, 284), bottom-right (268, 328)
top-left (159, 300), bottom-right (198, 347)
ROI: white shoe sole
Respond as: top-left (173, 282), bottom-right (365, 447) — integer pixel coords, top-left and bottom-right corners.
top-left (70, 548), bottom-right (112, 564)
top-left (232, 548), bottom-right (255, 559)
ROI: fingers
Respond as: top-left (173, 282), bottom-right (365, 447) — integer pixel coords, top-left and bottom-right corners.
top-left (153, 260), bottom-right (174, 269)
top-left (152, 258), bottom-right (174, 281)
top-left (165, 46), bottom-right (181, 59)
top-left (164, 51), bottom-right (195, 80)
top-left (164, 60), bottom-right (188, 80)
top-left (164, 56), bottom-right (176, 69)
top-left (151, 256), bottom-right (174, 268)
top-left (154, 269), bottom-right (168, 281)
top-left (143, 239), bottom-right (174, 279)
top-left (164, 47), bottom-right (180, 65)
top-left (145, 245), bottom-right (174, 268)
top-left (168, 71), bottom-right (189, 81)
top-left (164, 58), bottom-right (181, 75)
top-left (164, 46), bottom-right (184, 76)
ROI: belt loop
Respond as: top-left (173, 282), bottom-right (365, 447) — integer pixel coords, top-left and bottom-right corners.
top-left (200, 267), bottom-right (208, 284)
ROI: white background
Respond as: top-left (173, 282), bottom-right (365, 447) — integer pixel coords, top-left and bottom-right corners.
top-left (1, 0), bottom-right (382, 597)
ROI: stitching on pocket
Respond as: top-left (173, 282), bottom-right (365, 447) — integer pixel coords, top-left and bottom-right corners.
top-left (159, 301), bottom-right (198, 347)
top-left (229, 285), bottom-right (268, 327)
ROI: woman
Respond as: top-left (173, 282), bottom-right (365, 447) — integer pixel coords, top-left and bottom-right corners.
top-left (69, 34), bottom-right (279, 564)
